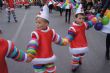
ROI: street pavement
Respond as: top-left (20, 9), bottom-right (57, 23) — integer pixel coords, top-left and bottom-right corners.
top-left (0, 6), bottom-right (110, 73)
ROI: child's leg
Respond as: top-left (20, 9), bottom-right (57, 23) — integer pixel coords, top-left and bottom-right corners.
top-left (45, 63), bottom-right (56, 73)
top-left (68, 9), bottom-right (71, 24)
top-left (65, 9), bottom-right (68, 22)
top-left (12, 10), bottom-right (17, 22)
top-left (79, 53), bottom-right (85, 65)
top-left (60, 8), bottom-right (63, 16)
top-left (71, 53), bottom-right (85, 72)
top-left (8, 11), bottom-right (11, 22)
top-left (49, 4), bottom-right (53, 13)
top-left (106, 33), bottom-right (110, 60)
top-left (71, 54), bottom-right (80, 70)
top-left (33, 64), bottom-right (46, 73)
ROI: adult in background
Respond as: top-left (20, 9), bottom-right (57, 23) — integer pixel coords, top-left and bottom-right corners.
top-left (100, 0), bottom-right (110, 60)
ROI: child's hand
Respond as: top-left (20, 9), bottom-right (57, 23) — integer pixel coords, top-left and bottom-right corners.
top-left (26, 53), bottom-right (35, 63)
top-left (62, 38), bottom-right (69, 46)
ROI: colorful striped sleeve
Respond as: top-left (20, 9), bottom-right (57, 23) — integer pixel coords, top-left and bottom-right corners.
top-left (26, 38), bottom-right (38, 56)
top-left (52, 29), bottom-right (67, 46)
top-left (65, 28), bottom-right (75, 42)
top-left (6, 40), bottom-right (27, 62)
top-left (26, 32), bottom-right (39, 58)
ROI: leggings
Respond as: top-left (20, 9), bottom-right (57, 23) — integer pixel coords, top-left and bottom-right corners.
top-left (8, 10), bottom-right (17, 21)
top-left (71, 53), bottom-right (85, 69)
top-left (65, 9), bottom-right (71, 24)
top-left (106, 33), bottom-right (110, 57)
top-left (33, 63), bottom-right (56, 73)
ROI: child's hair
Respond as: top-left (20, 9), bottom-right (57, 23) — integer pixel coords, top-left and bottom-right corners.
top-left (75, 13), bottom-right (85, 18)
top-left (36, 17), bottom-right (49, 24)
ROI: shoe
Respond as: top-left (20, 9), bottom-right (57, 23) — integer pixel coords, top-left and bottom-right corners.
top-left (8, 21), bottom-right (10, 23)
top-left (15, 20), bottom-right (18, 23)
top-left (106, 53), bottom-right (110, 60)
top-left (71, 65), bottom-right (80, 72)
top-left (72, 68), bottom-right (77, 72)
top-left (79, 60), bottom-right (82, 65)
top-left (60, 13), bottom-right (62, 16)
top-left (106, 56), bottom-right (110, 60)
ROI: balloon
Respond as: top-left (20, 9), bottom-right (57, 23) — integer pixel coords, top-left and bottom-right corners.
top-left (102, 16), bottom-right (109, 25)
top-left (91, 17), bottom-right (98, 25)
top-left (87, 21), bottom-right (93, 28)
top-left (94, 22), bottom-right (103, 31)
top-left (96, 13), bottom-right (101, 18)
top-left (106, 12), bottom-right (110, 19)
top-left (104, 10), bottom-right (110, 16)
top-left (75, 3), bottom-right (79, 9)
top-left (88, 15), bottom-right (95, 20)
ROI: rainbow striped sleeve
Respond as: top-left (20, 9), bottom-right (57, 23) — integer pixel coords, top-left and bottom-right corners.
top-left (65, 29), bottom-right (75, 42)
top-left (52, 32), bottom-right (66, 46)
top-left (6, 41), bottom-right (27, 62)
top-left (26, 38), bottom-right (38, 57)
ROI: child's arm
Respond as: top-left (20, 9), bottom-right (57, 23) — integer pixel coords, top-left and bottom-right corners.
top-left (52, 29), bottom-right (68, 46)
top-left (6, 40), bottom-right (27, 62)
top-left (26, 32), bottom-right (39, 62)
top-left (84, 21), bottom-right (93, 29)
top-left (52, 29), bottom-right (75, 46)
top-left (64, 28), bottom-right (75, 44)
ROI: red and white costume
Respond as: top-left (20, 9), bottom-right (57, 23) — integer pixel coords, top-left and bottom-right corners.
top-left (31, 26), bottom-right (62, 64)
top-left (67, 22), bottom-right (89, 70)
top-left (6, 0), bottom-right (15, 11)
top-left (27, 4), bottom-right (65, 73)
top-left (69, 22), bottom-right (88, 55)
top-left (0, 38), bottom-right (27, 73)
top-left (26, 26), bottom-right (64, 73)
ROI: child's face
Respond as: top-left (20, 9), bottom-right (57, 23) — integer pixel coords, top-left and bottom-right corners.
top-left (35, 17), bottom-right (48, 30)
top-left (76, 14), bottom-right (85, 24)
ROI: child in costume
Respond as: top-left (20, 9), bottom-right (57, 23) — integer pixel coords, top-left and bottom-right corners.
top-left (5, 0), bottom-right (17, 22)
top-left (0, 29), bottom-right (33, 73)
top-left (64, 4), bottom-right (93, 72)
top-left (26, 4), bottom-right (67, 73)
top-left (56, 0), bottom-right (64, 16)
top-left (47, 0), bottom-right (55, 13)
top-left (16, 0), bottom-right (23, 8)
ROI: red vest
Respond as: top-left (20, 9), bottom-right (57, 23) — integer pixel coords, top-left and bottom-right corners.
top-left (0, 38), bottom-right (9, 73)
top-left (7, 0), bottom-right (14, 8)
top-left (70, 22), bottom-right (88, 48)
top-left (34, 28), bottom-right (54, 58)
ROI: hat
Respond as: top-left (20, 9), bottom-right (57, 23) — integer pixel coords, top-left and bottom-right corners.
top-left (75, 4), bottom-right (84, 15)
top-left (36, 5), bottom-right (49, 21)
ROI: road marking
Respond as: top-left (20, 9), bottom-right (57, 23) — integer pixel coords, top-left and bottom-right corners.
top-left (12, 10), bottom-right (28, 42)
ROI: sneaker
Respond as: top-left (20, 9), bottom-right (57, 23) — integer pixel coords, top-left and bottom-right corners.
top-left (8, 20), bottom-right (10, 23)
top-left (106, 56), bottom-right (110, 60)
top-left (15, 20), bottom-right (18, 23)
top-left (79, 60), bottom-right (82, 65)
top-left (72, 68), bottom-right (77, 72)
top-left (106, 53), bottom-right (110, 60)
